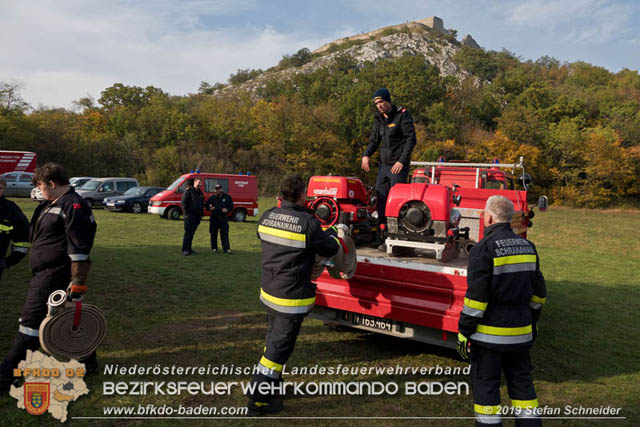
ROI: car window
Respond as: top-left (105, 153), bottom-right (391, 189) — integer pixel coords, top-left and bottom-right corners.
top-left (19, 174), bottom-right (33, 182)
top-left (205, 179), bottom-right (228, 193)
top-left (80, 180), bottom-right (101, 191)
top-left (101, 182), bottom-right (114, 192)
top-left (125, 181), bottom-right (137, 190)
top-left (146, 188), bottom-right (161, 197)
top-left (116, 181), bottom-right (128, 192)
top-left (3, 174), bottom-right (17, 182)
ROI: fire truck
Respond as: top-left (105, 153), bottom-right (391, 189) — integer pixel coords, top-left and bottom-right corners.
top-left (309, 158), bottom-right (546, 349)
top-left (0, 151), bottom-right (37, 174)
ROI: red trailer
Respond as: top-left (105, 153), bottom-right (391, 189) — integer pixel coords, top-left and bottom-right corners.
top-left (310, 159), bottom-right (546, 348)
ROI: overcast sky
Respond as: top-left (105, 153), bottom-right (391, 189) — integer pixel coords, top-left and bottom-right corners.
top-left (1, 0), bottom-right (638, 110)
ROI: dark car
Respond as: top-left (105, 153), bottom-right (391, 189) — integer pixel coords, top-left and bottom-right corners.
top-left (104, 186), bottom-right (165, 213)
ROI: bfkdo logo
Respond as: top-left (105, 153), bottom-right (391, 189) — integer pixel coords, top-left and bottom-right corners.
top-left (24, 383), bottom-right (50, 415)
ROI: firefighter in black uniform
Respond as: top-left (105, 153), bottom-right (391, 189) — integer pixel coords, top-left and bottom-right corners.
top-left (205, 184), bottom-right (234, 253)
top-left (361, 88), bottom-right (416, 251)
top-left (247, 175), bottom-right (341, 415)
top-left (181, 178), bottom-right (204, 256)
top-left (0, 176), bottom-right (30, 282)
top-left (457, 195), bottom-right (546, 426)
top-left (0, 163), bottom-right (97, 394)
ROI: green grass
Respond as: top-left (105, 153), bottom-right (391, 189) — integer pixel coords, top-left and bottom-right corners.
top-left (0, 200), bottom-right (638, 426)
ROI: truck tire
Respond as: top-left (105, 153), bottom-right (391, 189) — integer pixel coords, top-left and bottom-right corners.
top-left (166, 206), bottom-right (181, 220)
top-left (231, 209), bottom-right (247, 222)
top-left (132, 202), bottom-right (142, 214)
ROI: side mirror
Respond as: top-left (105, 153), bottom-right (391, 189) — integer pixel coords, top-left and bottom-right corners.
top-left (519, 173), bottom-right (532, 190)
top-left (538, 196), bottom-right (548, 212)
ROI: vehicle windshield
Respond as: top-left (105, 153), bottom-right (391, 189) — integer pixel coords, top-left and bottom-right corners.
top-left (80, 180), bottom-right (101, 191)
top-left (167, 177), bottom-right (185, 191)
top-left (124, 187), bottom-right (146, 196)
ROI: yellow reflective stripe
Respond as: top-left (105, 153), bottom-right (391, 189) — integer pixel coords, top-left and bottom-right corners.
top-left (12, 242), bottom-right (30, 248)
top-left (493, 255), bottom-right (537, 266)
top-left (260, 289), bottom-right (315, 307)
top-left (259, 356), bottom-right (283, 372)
top-left (512, 399), bottom-right (539, 409)
top-left (530, 295), bottom-right (546, 304)
top-left (464, 297), bottom-right (488, 311)
top-left (0, 224), bottom-right (14, 232)
top-left (258, 225), bottom-right (305, 242)
top-left (474, 404), bottom-right (500, 415)
top-left (254, 402), bottom-right (269, 407)
top-left (476, 324), bottom-right (532, 336)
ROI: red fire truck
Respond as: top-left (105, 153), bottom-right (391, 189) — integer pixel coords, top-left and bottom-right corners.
top-left (0, 151), bottom-right (37, 174)
top-left (309, 158), bottom-right (546, 349)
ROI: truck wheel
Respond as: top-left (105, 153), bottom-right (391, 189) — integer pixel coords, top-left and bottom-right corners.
top-left (132, 202), bottom-right (142, 214)
top-left (167, 206), bottom-right (181, 220)
top-left (232, 209), bottom-right (247, 222)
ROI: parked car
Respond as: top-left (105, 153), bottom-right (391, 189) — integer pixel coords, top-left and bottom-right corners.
top-left (70, 176), bottom-right (94, 188)
top-left (31, 186), bottom-right (44, 201)
top-left (1, 171), bottom-right (34, 197)
top-left (76, 177), bottom-right (139, 206)
top-left (104, 186), bottom-right (165, 213)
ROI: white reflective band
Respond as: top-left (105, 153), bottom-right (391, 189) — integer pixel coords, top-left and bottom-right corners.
top-left (471, 332), bottom-right (533, 344)
top-left (13, 246), bottom-right (29, 254)
top-left (529, 302), bottom-right (543, 310)
top-left (19, 325), bottom-right (39, 337)
top-left (493, 263), bottom-right (537, 275)
top-left (462, 306), bottom-right (485, 318)
top-left (89, 215), bottom-right (95, 223)
top-left (258, 363), bottom-right (281, 379)
top-left (516, 408), bottom-right (539, 418)
top-left (69, 254), bottom-right (89, 261)
top-left (475, 414), bottom-right (502, 424)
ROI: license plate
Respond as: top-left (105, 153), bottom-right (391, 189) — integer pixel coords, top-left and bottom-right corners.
top-left (352, 313), bottom-right (393, 332)
top-left (106, 202), bottom-right (115, 207)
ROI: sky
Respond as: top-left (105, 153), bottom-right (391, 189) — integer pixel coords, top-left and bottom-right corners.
top-left (1, 0), bottom-right (638, 110)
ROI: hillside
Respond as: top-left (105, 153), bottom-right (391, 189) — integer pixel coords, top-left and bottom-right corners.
top-left (222, 16), bottom-right (480, 99)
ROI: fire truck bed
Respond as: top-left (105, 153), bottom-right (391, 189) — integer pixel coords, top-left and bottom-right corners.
top-left (355, 246), bottom-right (469, 270)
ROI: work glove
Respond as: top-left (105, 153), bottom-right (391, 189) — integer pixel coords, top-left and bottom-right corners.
top-left (67, 283), bottom-right (88, 300)
top-left (457, 333), bottom-right (470, 360)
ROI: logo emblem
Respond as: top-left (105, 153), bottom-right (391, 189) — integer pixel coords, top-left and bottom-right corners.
top-left (24, 383), bottom-right (50, 415)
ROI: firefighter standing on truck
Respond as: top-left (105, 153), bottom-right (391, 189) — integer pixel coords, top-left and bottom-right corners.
top-left (0, 176), bottom-right (30, 282)
top-left (361, 88), bottom-right (416, 251)
top-left (457, 195), bottom-right (546, 427)
top-left (247, 175), bottom-right (341, 415)
top-left (0, 163), bottom-right (97, 394)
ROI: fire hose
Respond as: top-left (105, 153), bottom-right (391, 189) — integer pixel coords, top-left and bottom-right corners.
top-left (39, 290), bottom-right (107, 360)
top-left (312, 224), bottom-right (357, 280)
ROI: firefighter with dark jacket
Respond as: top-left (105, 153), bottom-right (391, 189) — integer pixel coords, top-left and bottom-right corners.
top-left (457, 195), bottom-right (546, 427)
top-left (205, 183), bottom-right (234, 253)
top-left (0, 176), bottom-right (30, 281)
top-left (361, 88), bottom-right (417, 250)
top-left (247, 175), bottom-right (341, 415)
top-left (181, 178), bottom-right (204, 256)
top-left (0, 163), bottom-right (97, 394)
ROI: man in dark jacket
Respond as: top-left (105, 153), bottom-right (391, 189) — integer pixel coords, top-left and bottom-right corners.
top-left (361, 88), bottom-right (416, 250)
top-left (181, 178), bottom-right (204, 256)
top-left (205, 184), bottom-right (234, 253)
top-left (247, 175), bottom-right (341, 415)
top-left (457, 195), bottom-right (546, 426)
top-left (0, 176), bottom-right (30, 281)
top-left (0, 163), bottom-right (97, 394)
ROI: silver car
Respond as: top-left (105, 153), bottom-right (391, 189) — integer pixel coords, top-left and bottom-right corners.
top-left (1, 172), bottom-right (34, 197)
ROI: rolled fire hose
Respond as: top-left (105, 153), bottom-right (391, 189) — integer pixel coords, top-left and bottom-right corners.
top-left (312, 224), bottom-right (358, 280)
top-left (39, 290), bottom-right (107, 360)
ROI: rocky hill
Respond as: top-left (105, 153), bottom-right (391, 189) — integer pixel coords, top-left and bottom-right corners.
top-left (220, 17), bottom-right (481, 99)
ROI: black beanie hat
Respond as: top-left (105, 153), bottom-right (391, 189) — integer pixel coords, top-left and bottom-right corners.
top-left (372, 88), bottom-right (391, 103)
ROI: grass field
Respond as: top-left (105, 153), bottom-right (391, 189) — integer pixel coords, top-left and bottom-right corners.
top-left (0, 198), bottom-right (638, 426)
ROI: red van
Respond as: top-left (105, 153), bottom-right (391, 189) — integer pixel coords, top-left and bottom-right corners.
top-left (148, 173), bottom-right (258, 222)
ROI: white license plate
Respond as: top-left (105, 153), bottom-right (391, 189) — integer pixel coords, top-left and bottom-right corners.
top-left (106, 202), bottom-right (115, 207)
top-left (352, 313), bottom-right (393, 332)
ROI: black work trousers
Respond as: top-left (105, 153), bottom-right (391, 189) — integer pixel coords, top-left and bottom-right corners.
top-left (182, 216), bottom-right (201, 252)
top-left (471, 345), bottom-right (541, 427)
top-left (375, 163), bottom-right (409, 226)
top-left (248, 313), bottom-right (304, 403)
top-left (209, 216), bottom-right (230, 251)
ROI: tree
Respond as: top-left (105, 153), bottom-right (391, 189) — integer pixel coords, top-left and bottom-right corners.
top-left (0, 81), bottom-right (30, 111)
